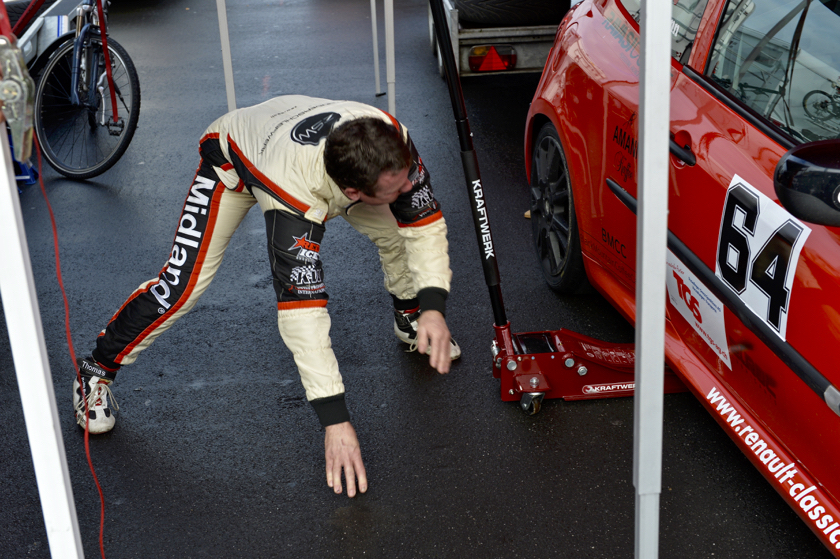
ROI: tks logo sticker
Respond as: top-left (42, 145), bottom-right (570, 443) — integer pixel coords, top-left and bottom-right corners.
top-left (288, 233), bottom-right (320, 263)
top-left (672, 272), bottom-right (702, 322)
top-left (667, 250), bottom-right (731, 369)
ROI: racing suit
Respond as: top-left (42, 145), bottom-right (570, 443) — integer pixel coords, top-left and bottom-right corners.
top-left (91, 95), bottom-right (452, 426)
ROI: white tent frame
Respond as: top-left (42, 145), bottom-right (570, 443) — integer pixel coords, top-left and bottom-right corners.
top-left (634, 0), bottom-right (671, 556)
top-left (0, 130), bottom-right (84, 557)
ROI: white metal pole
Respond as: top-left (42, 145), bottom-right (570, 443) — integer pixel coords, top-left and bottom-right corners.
top-left (0, 132), bottom-right (84, 559)
top-left (384, 0), bottom-right (396, 115)
top-left (215, 0), bottom-right (237, 112)
top-left (370, 0), bottom-right (383, 95)
top-left (633, 0), bottom-right (671, 556)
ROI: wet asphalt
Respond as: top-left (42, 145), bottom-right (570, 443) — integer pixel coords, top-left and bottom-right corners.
top-left (0, 0), bottom-right (833, 557)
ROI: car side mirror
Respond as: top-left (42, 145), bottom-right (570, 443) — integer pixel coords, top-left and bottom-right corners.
top-left (774, 139), bottom-right (840, 227)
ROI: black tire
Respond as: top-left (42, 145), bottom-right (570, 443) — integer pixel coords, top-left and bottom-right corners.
top-left (454, 0), bottom-right (569, 27)
top-left (34, 37), bottom-right (141, 179)
top-left (529, 122), bottom-right (587, 294)
top-left (802, 90), bottom-right (836, 122)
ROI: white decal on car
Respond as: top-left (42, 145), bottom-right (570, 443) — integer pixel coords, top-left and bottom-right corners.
top-left (706, 385), bottom-right (840, 551)
top-left (667, 251), bottom-right (732, 368)
top-left (715, 175), bottom-right (811, 341)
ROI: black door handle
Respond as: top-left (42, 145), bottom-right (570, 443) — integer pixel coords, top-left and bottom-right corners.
top-left (669, 137), bottom-right (696, 166)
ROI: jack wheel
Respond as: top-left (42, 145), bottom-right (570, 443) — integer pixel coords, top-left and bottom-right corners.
top-left (520, 392), bottom-right (545, 415)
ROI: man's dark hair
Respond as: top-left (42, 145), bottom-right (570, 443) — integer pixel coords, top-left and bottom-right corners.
top-left (324, 117), bottom-right (411, 197)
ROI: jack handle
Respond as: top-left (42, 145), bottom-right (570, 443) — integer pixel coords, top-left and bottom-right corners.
top-left (429, 0), bottom-right (508, 327)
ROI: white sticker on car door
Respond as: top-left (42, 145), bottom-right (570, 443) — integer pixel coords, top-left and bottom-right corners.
top-left (667, 251), bottom-right (732, 369)
top-left (715, 175), bottom-right (811, 341)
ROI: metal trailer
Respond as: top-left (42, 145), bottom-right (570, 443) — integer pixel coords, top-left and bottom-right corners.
top-left (428, 0), bottom-right (559, 77)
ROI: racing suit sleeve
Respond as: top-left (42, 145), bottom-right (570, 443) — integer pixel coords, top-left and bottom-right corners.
top-left (259, 192), bottom-right (350, 427)
top-left (388, 130), bottom-right (452, 314)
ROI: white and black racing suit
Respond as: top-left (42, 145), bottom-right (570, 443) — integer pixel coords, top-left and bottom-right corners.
top-left (90, 95), bottom-right (452, 426)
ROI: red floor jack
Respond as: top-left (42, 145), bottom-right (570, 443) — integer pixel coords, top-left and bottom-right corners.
top-left (428, 0), bottom-right (687, 414)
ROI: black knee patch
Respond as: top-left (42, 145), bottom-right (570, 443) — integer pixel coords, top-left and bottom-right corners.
top-left (264, 210), bottom-right (329, 304)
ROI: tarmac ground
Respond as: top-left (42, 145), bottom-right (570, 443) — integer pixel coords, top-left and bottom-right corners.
top-left (0, 0), bottom-right (832, 557)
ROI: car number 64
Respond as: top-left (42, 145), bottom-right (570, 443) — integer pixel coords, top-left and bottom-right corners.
top-left (715, 175), bottom-right (811, 340)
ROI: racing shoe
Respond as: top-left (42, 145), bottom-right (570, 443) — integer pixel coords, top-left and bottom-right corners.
top-left (73, 358), bottom-right (119, 434)
top-left (394, 307), bottom-right (461, 360)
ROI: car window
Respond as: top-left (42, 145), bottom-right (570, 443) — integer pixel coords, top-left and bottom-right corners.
top-left (707, 0), bottom-right (840, 143)
top-left (617, 0), bottom-right (641, 21)
top-left (616, 0), bottom-right (710, 60)
top-left (673, 0), bottom-right (711, 60)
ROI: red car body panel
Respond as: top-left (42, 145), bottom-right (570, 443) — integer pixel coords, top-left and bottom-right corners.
top-left (525, 0), bottom-right (840, 554)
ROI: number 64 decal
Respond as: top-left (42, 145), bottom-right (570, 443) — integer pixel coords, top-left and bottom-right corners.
top-left (715, 175), bottom-right (810, 340)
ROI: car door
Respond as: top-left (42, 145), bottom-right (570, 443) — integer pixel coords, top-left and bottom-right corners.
top-left (666, 0), bottom-right (840, 548)
top-left (593, 0), bottom-right (711, 296)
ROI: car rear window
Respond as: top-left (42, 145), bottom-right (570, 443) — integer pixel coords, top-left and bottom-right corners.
top-left (706, 0), bottom-right (840, 143)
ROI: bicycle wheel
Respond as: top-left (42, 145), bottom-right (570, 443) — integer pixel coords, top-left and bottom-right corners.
top-left (34, 37), bottom-right (141, 179)
top-left (802, 90), bottom-right (835, 122)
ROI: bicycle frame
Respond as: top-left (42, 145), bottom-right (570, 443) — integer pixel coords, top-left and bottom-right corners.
top-left (14, 0), bottom-right (122, 126)
top-left (14, 1), bottom-right (113, 78)
top-left (70, 3), bottom-right (116, 114)
top-left (13, 0), bottom-right (77, 70)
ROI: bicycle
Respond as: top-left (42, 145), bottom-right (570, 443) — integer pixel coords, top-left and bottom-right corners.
top-left (802, 86), bottom-right (840, 123)
top-left (8, 0), bottom-right (140, 179)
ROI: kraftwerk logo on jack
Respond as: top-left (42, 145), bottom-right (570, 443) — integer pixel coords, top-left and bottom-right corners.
top-left (472, 180), bottom-right (494, 259)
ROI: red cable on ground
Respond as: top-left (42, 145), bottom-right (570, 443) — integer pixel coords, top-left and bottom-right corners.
top-left (34, 136), bottom-right (108, 559)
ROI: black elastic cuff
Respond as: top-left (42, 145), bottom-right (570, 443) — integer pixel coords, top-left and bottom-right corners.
top-left (391, 295), bottom-right (419, 311)
top-left (417, 287), bottom-right (448, 316)
top-left (77, 357), bottom-right (118, 381)
top-left (91, 349), bottom-right (120, 373)
top-left (310, 393), bottom-right (351, 427)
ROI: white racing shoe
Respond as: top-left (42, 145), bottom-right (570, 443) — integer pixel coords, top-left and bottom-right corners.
top-left (73, 358), bottom-right (119, 434)
top-left (394, 308), bottom-right (461, 360)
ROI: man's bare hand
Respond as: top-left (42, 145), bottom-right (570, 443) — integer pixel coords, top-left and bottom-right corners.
top-left (416, 310), bottom-right (452, 374)
top-left (324, 421), bottom-right (367, 497)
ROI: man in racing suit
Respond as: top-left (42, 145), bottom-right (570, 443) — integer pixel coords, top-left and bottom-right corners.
top-left (72, 95), bottom-right (460, 498)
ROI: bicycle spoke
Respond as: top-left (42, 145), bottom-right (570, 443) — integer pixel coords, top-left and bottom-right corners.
top-left (35, 36), bottom-right (140, 177)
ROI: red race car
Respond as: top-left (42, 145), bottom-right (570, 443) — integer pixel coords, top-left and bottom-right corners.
top-left (524, 0), bottom-right (840, 554)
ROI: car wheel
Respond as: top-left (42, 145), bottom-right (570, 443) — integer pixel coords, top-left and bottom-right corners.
top-left (530, 122), bottom-right (587, 294)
